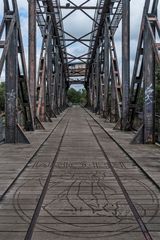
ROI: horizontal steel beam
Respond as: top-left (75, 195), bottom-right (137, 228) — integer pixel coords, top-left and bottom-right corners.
top-left (62, 39), bottom-right (91, 42)
top-left (69, 81), bottom-right (85, 85)
top-left (60, 6), bottom-right (102, 10)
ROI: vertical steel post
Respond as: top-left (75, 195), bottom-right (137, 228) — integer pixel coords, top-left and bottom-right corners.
top-left (143, 20), bottom-right (155, 143)
top-left (99, 45), bottom-right (103, 115)
top-left (57, 62), bottom-right (60, 112)
top-left (51, 38), bottom-right (57, 114)
top-left (40, 62), bottom-right (46, 122)
top-left (5, 18), bottom-right (17, 143)
top-left (91, 70), bottom-right (94, 108)
top-left (28, 0), bottom-right (36, 124)
top-left (95, 47), bottom-right (100, 113)
top-left (92, 64), bottom-right (96, 111)
top-left (111, 67), bottom-right (117, 122)
top-left (55, 46), bottom-right (60, 114)
top-left (51, 46), bottom-right (56, 114)
top-left (47, 27), bottom-right (53, 117)
top-left (89, 68), bottom-right (93, 108)
top-left (104, 18), bottom-right (110, 118)
top-left (59, 63), bottom-right (63, 110)
top-left (92, 63), bottom-right (95, 112)
top-left (122, 0), bottom-right (130, 129)
top-left (61, 70), bottom-right (65, 109)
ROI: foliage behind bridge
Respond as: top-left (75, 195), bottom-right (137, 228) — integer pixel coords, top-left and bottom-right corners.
top-left (67, 88), bottom-right (87, 105)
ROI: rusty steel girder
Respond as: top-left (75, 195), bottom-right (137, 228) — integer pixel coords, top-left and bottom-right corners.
top-left (0, 0), bottom-right (34, 143)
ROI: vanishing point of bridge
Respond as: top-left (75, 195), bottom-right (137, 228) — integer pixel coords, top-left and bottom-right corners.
top-left (0, 0), bottom-right (160, 239)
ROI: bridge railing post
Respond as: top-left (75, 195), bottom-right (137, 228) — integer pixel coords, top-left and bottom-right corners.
top-left (5, 9), bottom-right (17, 143)
top-left (122, 0), bottom-right (130, 130)
top-left (95, 47), bottom-right (100, 114)
top-left (143, 16), bottom-right (155, 144)
top-left (1, 0), bottom-right (33, 143)
top-left (28, 0), bottom-right (36, 126)
top-left (104, 18), bottom-right (110, 119)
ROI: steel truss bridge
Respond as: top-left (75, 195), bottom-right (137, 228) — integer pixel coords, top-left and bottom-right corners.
top-left (0, 0), bottom-right (160, 144)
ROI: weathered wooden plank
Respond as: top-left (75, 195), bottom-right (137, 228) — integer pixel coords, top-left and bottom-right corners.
top-left (0, 107), bottom-right (160, 240)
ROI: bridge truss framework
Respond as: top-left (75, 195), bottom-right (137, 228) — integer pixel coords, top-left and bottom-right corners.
top-left (0, 0), bottom-right (160, 144)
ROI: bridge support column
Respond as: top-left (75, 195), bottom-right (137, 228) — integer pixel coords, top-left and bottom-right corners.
top-left (28, 0), bottom-right (36, 125)
top-left (143, 18), bottom-right (155, 143)
top-left (59, 63), bottom-right (63, 110)
top-left (5, 17), bottom-right (18, 143)
top-left (122, 0), bottom-right (130, 130)
top-left (89, 66), bottom-right (93, 110)
top-left (89, 65), bottom-right (94, 110)
top-left (51, 38), bottom-right (57, 115)
top-left (110, 34), bottom-right (117, 123)
top-left (95, 47), bottom-right (100, 114)
top-left (55, 47), bottom-right (60, 114)
top-left (47, 28), bottom-right (54, 118)
top-left (62, 74), bottom-right (67, 109)
top-left (4, 2), bottom-right (30, 143)
top-left (89, 66), bottom-right (94, 109)
top-left (91, 65), bottom-right (95, 110)
top-left (99, 45), bottom-right (104, 116)
top-left (111, 66), bottom-right (117, 122)
top-left (104, 18), bottom-right (110, 119)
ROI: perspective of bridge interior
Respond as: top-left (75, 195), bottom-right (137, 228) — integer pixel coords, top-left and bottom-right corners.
top-left (0, 0), bottom-right (160, 240)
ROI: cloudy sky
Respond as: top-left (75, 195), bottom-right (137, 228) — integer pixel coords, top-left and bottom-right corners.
top-left (0, 0), bottom-right (159, 89)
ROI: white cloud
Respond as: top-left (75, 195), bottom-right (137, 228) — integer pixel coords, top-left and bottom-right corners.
top-left (0, 0), bottom-right (28, 14)
top-left (0, 2), bottom-right (4, 14)
top-left (17, 0), bottom-right (28, 9)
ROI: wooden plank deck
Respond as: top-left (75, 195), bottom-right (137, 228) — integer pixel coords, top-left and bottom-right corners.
top-left (0, 112), bottom-right (66, 199)
top-left (0, 106), bottom-right (160, 240)
top-left (87, 110), bottom-right (160, 189)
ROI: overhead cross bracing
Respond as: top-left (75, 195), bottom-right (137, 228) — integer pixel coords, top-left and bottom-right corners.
top-left (37, 0), bottom-right (123, 86)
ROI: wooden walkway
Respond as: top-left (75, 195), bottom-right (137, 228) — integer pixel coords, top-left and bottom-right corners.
top-left (0, 106), bottom-right (160, 240)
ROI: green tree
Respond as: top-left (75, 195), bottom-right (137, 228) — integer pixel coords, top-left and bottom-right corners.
top-left (79, 88), bottom-right (87, 105)
top-left (67, 88), bottom-right (87, 105)
top-left (0, 82), bottom-right (5, 113)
